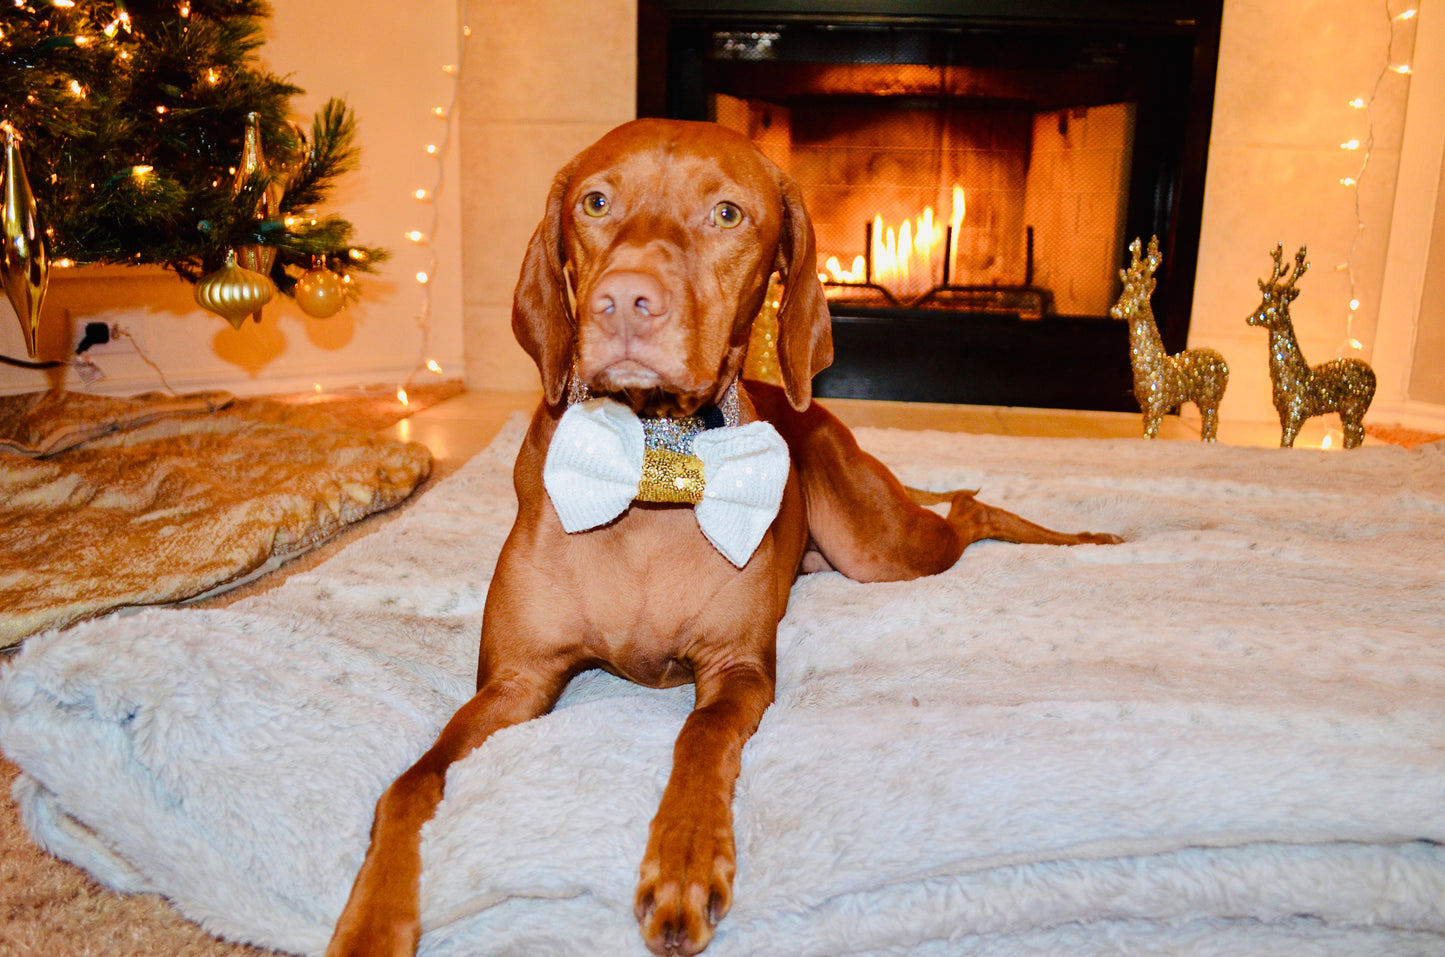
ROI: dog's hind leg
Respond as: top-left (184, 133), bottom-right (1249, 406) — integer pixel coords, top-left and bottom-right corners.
top-left (750, 381), bottom-right (1120, 584)
top-left (910, 488), bottom-right (1121, 548)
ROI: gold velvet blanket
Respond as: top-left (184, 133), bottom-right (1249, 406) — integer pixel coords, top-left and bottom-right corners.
top-left (0, 390), bottom-right (432, 647)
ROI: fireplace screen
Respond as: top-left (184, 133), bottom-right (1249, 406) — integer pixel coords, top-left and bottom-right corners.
top-left (717, 89), bottom-right (1133, 321)
top-left (639, 3), bottom-right (1222, 410)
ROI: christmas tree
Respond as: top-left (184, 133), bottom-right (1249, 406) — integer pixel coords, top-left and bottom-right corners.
top-left (0, 0), bottom-right (387, 348)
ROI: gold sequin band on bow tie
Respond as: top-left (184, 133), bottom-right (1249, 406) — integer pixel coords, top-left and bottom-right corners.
top-left (638, 447), bottom-right (707, 504)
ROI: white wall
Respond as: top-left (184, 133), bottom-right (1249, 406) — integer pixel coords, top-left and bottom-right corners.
top-left (0, 0), bottom-right (466, 397)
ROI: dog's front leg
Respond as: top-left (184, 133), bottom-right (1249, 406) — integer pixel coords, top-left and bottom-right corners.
top-left (635, 659), bottom-right (774, 956)
top-left (326, 668), bottom-right (566, 957)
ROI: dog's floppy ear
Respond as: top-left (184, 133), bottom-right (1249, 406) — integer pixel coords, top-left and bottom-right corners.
top-left (512, 161), bottom-right (579, 407)
top-left (772, 170), bottom-right (834, 411)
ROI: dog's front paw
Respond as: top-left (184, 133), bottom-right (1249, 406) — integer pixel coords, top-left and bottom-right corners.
top-left (325, 855), bottom-right (423, 957)
top-left (634, 812), bottom-right (735, 956)
top-left (325, 911), bottom-right (419, 957)
top-left (1076, 531), bottom-right (1125, 545)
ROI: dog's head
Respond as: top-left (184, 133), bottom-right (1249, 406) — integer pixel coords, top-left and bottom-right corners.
top-left (511, 118), bottom-right (833, 417)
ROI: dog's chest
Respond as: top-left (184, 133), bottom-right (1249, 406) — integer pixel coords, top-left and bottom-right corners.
top-left (562, 505), bottom-right (752, 685)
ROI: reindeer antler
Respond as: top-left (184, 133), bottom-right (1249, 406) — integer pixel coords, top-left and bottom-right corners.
top-left (1259, 244), bottom-right (1309, 302)
top-left (1118, 235), bottom-right (1162, 291)
top-left (1111, 235), bottom-right (1163, 321)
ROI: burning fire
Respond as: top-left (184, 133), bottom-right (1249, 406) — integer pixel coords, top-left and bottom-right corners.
top-left (822, 185), bottom-right (966, 300)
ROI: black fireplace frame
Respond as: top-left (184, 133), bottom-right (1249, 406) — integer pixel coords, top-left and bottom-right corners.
top-left (638, 0), bottom-right (1223, 411)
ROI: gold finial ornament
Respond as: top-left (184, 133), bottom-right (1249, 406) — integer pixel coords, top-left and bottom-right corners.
top-left (1245, 244), bottom-right (1376, 449)
top-left (231, 112), bottom-right (285, 322)
top-left (1, 122), bottom-right (50, 358)
top-left (195, 249), bottom-right (276, 330)
top-left (1112, 236), bottom-right (1229, 441)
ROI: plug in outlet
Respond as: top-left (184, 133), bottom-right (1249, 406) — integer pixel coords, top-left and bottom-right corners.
top-left (73, 321), bottom-right (129, 357)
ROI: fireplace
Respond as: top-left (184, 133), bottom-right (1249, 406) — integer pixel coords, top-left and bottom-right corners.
top-left (638, 0), bottom-right (1223, 411)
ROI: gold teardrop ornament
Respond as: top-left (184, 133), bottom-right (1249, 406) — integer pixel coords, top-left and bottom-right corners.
top-left (1, 123), bottom-right (50, 358)
top-left (293, 264), bottom-right (345, 318)
top-left (195, 249), bottom-right (276, 330)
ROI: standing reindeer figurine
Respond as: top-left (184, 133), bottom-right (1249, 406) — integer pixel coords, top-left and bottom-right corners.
top-left (1246, 244), bottom-right (1376, 449)
top-left (1112, 236), bottom-right (1229, 441)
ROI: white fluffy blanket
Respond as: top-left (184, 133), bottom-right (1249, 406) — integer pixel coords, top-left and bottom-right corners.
top-left (3, 418), bottom-right (1444, 956)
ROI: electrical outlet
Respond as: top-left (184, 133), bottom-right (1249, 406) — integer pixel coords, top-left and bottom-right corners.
top-left (73, 321), bottom-right (128, 357)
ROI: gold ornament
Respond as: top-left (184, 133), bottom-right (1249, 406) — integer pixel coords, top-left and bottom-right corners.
top-left (1245, 244), bottom-right (1377, 449)
top-left (293, 261), bottom-right (345, 318)
top-left (231, 112), bottom-right (285, 321)
top-left (1111, 236), bottom-right (1229, 441)
top-left (195, 249), bottom-right (276, 330)
top-left (743, 273), bottom-right (783, 386)
top-left (1, 122), bottom-right (50, 359)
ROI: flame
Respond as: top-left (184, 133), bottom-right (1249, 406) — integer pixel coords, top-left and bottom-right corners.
top-left (823, 255), bottom-right (868, 284)
top-left (822, 186), bottom-right (965, 298)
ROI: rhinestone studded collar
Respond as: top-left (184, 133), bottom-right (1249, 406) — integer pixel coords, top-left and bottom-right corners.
top-left (566, 371), bottom-right (741, 457)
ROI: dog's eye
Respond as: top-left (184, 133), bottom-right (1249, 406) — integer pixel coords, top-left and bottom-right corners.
top-left (581, 192), bottom-right (610, 218)
top-left (711, 201), bottom-right (743, 229)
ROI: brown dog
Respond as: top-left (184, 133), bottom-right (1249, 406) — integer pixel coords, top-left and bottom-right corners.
top-left (327, 118), bottom-right (1118, 957)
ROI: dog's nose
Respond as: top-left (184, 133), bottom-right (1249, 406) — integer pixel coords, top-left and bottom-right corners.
top-left (589, 271), bottom-right (671, 330)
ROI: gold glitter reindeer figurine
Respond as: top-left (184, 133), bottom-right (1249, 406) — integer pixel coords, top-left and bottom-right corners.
top-left (1246, 244), bottom-right (1376, 449)
top-left (1112, 236), bottom-right (1229, 441)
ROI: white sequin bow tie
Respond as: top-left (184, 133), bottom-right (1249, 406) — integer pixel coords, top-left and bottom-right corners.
top-left (542, 395), bottom-right (789, 567)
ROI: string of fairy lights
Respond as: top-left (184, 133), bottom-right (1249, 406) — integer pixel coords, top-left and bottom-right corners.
top-left (1335, 0), bottom-right (1419, 361)
top-left (393, 2), bottom-right (470, 407)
